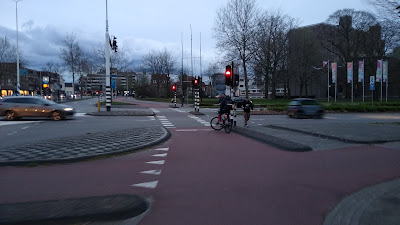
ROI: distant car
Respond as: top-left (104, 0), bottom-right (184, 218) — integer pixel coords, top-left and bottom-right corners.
top-left (0, 96), bottom-right (75, 121)
top-left (287, 98), bottom-right (324, 119)
top-left (232, 97), bottom-right (245, 108)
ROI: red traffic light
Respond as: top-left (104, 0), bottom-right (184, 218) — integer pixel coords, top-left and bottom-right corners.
top-left (194, 79), bottom-right (198, 84)
top-left (172, 85), bottom-right (176, 90)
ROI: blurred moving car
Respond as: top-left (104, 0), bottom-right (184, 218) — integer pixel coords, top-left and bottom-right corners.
top-left (232, 97), bottom-right (244, 108)
top-left (0, 96), bottom-right (75, 121)
top-left (287, 98), bottom-right (324, 119)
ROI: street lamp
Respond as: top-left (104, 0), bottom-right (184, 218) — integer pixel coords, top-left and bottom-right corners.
top-left (15, 0), bottom-right (22, 96)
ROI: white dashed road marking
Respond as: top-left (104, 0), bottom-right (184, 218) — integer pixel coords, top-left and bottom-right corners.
top-left (0, 121), bottom-right (41, 127)
top-left (152, 153), bottom-right (168, 157)
top-left (155, 147), bottom-right (169, 151)
top-left (140, 170), bottom-right (162, 175)
top-left (157, 116), bottom-right (175, 128)
top-left (188, 115), bottom-right (209, 126)
top-left (150, 108), bottom-right (160, 113)
top-left (132, 181), bottom-right (159, 189)
top-left (146, 160), bottom-right (165, 165)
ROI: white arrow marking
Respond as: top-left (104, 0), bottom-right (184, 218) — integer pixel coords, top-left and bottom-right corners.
top-left (152, 153), bottom-right (167, 157)
top-left (140, 169), bottom-right (162, 175)
top-left (131, 181), bottom-right (159, 189)
top-left (154, 147), bottom-right (169, 151)
top-left (146, 160), bottom-right (165, 165)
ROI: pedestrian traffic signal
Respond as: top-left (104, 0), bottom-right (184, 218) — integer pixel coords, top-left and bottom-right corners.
top-left (225, 65), bottom-right (232, 86)
top-left (172, 85), bottom-right (176, 91)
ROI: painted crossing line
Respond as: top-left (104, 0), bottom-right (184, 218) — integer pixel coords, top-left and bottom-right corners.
top-left (0, 121), bottom-right (41, 127)
top-left (150, 108), bottom-right (160, 113)
top-left (171, 108), bottom-right (187, 113)
top-left (157, 115), bottom-right (175, 128)
top-left (188, 115), bottom-right (209, 126)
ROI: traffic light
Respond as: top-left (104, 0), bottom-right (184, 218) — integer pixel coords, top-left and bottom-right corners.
top-left (234, 74), bottom-right (239, 86)
top-left (194, 79), bottom-right (198, 87)
top-left (225, 65), bottom-right (232, 86)
top-left (112, 37), bottom-right (118, 52)
top-left (43, 84), bottom-right (49, 88)
top-left (172, 85), bottom-right (176, 91)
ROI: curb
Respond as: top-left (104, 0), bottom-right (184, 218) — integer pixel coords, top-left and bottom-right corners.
top-left (189, 111), bottom-right (205, 115)
top-left (233, 127), bottom-right (312, 152)
top-left (267, 125), bottom-right (399, 144)
top-left (323, 177), bottom-right (400, 225)
top-left (0, 194), bottom-right (148, 225)
top-left (0, 128), bottom-right (171, 167)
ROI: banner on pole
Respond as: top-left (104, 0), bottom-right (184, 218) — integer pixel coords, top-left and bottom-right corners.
top-left (376, 60), bottom-right (382, 82)
top-left (358, 61), bottom-right (364, 82)
top-left (347, 62), bottom-right (353, 83)
top-left (383, 61), bottom-right (388, 82)
top-left (331, 63), bottom-right (337, 84)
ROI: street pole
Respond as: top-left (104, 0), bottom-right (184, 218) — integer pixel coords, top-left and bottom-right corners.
top-left (327, 60), bottom-right (330, 102)
top-left (105, 0), bottom-right (111, 111)
top-left (15, 0), bottom-right (22, 96)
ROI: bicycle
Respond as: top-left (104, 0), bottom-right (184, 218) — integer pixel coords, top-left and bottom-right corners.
top-left (210, 112), bottom-right (232, 133)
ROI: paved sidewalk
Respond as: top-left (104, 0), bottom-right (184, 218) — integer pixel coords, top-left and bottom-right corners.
top-left (0, 127), bottom-right (170, 166)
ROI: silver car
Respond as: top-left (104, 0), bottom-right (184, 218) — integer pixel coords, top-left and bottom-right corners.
top-left (0, 96), bottom-right (75, 121)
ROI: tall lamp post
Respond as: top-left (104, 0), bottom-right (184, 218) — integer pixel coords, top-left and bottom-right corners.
top-left (15, 0), bottom-right (22, 96)
top-left (105, 0), bottom-right (111, 111)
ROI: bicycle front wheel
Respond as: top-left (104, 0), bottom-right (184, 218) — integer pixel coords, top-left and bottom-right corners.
top-left (210, 116), bottom-right (223, 130)
top-left (224, 121), bottom-right (232, 133)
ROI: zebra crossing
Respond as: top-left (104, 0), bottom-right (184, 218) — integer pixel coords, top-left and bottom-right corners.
top-left (157, 115), bottom-right (175, 128)
top-left (187, 115), bottom-right (209, 126)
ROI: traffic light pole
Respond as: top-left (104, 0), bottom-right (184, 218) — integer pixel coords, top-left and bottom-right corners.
top-left (105, 0), bottom-right (111, 111)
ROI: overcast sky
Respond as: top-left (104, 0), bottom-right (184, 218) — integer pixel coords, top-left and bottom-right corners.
top-left (0, 0), bottom-right (372, 78)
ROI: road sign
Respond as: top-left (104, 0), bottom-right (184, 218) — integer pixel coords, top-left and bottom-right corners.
top-left (110, 74), bottom-right (117, 78)
top-left (111, 79), bottom-right (116, 89)
top-left (43, 76), bottom-right (49, 84)
top-left (370, 76), bottom-right (375, 91)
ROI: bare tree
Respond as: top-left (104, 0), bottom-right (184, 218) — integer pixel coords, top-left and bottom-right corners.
top-left (0, 36), bottom-right (16, 63)
top-left (59, 34), bottom-right (84, 95)
top-left (289, 27), bottom-right (322, 97)
top-left (365, 0), bottom-right (400, 20)
top-left (254, 10), bottom-right (297, 99)
top-left (214, 0), bottom-right (260, 98)
top-left (90, 42), bottom-right (131, 72)
top-left (142, 49), bottom-right (177, 97)
top-left (42, 60), bottom-right (62, 74)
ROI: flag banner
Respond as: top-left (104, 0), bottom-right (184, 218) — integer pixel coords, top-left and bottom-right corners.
top-left (323, 61), bottom-right (328, 68)
top-left (376, 60), bottom-right (382, 82)
top-left (383, 61), bottom-right (388, 82)
top-left (331, 62), bottom-right (337, 84)
top-left (358, 61), bottom-right (364, 82)
top-left (347, 62), bottom-right (353, 83)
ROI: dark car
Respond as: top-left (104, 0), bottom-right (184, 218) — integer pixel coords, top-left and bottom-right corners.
top-left (0, 96), bottom-right (76, 121)
top-left (231, 97), bottom-right (244, 108)
top-left (287, 98), bottom-right (324, 119)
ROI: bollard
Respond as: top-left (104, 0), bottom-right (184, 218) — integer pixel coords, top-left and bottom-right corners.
top-left (98, 99), bottom-right (101, 111)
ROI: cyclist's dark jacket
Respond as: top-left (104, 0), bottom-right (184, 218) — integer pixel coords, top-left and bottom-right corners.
top-left (219, 96), bottom-right (231, 114)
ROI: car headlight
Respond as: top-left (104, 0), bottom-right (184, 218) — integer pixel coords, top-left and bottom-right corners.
top-left (63, 108), bottom-right (74, 111)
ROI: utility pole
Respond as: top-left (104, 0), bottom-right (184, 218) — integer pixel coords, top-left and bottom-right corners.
top-left (15, 0), bottom-right (22, 95)
top-left (105, 0), bottom-right (111, 111)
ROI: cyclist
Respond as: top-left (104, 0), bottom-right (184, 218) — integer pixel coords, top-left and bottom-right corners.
top-left (218, 93), bottom-right (231, 123)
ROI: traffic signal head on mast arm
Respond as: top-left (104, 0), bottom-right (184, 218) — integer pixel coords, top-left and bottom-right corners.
top-left (225, 65), bottom-right (232, 86)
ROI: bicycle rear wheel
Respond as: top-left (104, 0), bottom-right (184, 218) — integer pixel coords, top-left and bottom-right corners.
top-left (210, 116), bottom-right (223, 130)
top-left (224, 121), bottom-right (232, 133)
